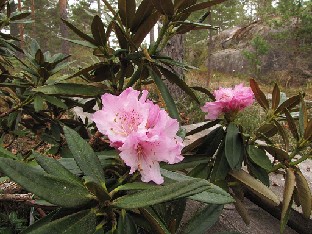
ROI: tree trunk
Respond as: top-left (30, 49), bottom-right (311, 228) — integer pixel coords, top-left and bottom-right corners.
top-left (97, 0), bottom-right (101, 15)
top-left (161, 34), bottom-right (185, 99)
top-left (9, 1), bottom-right (19, 40)
top-left (17, 0), bottom-right (24, 46)
top-left (206, 10), bottom-right (212, 87)
top-left (30, 0), bottom-right (35, 38)
top-left (59, 0), bottom-right (69, 54)
top-left (150, 27), bottom-right (155, 46)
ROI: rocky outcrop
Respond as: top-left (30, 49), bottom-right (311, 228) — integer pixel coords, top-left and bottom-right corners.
top-left (207, 20), bottom-right (312, 85)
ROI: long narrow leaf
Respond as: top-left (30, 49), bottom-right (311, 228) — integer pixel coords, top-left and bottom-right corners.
top-left (230, 169), bottom-right (280, 206)
top-left (157, 65), bottom-right (199, 103)
top-left (23, 210), bottom-right (96, 234)
top-left (61, 19), bottom-right (96, 44)
top-left (225, 123), bottom-right (243, 169)
top-left (149, 67), bottom-right (180, 121)
top-left (63, 126), bottom-right (106, 187)
top-left (161, 169), bottom-right (233, 204)
top-left (183, 204), bottom-right (223, 234)
top-left (33, 152), bottom-right (83, 186)
top-left (113, 179), bottom-right (210, 209)
top-left (250, 79), bottom-right (269, 109)
top-left (0, 158), bottom-right (93, 208)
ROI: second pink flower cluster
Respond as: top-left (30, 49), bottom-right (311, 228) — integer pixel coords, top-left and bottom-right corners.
top-left (92, 88), bottom-right (184, 184)
top-left (201, 83), bottom-right (254, 120)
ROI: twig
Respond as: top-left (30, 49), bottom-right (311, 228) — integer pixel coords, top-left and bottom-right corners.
top-left (36, 208), bottom-right (46, 218)
top-left (0, 193), bottom-right (32, 201)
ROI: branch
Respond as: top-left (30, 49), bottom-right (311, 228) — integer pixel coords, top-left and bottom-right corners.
top-left (0, 193), bottom-right (32, 201)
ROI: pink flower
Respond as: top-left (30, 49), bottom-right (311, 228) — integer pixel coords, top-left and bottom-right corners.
top-left (201, 102), bottom-right (224, 120)
top-left (202, 83), bottom-right (254, 120)
top-left (92, 88), bottom-right (150, 146)
top-left (119, 132), bottom-right (182, 184)
top-left (92, 88), bottom-right (184, 184)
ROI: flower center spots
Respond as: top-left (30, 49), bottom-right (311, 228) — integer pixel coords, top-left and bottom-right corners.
top-left (112, 109), bottom-right (142, 136)
top-left (137, 144), bottom-right (145, 172)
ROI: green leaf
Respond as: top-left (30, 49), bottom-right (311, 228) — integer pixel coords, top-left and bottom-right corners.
top-left (69, 62), bottom-right (106, 79)
top-left (247, 162), bottom-right (270, 186)
top-left (156, 56), bottom-right (197, 70)
top-left (149, 67), bottom-right (180, 121)
top-left (91, 15), bottom-right (106, 46)
top-left (33, 83), bottom-right (107, 97)
top-left (34, 94), bottom-right (44, 112)
top-left (295, 170), bottom-right (312, 218)
top-left (140, 208), bottom-right (170, 234)
top-left (133, 11), bottom-right (160, 46)
top-left (262, 146), bottom-right (288, 161)
top-left (182, 135), bottom-right (207, 154)
top-left (21, 210), bottom-right (59, 234)
top-left (233, 195), bottom-right (250, 225)
top-left (61, 18), bottom-right (96, 45)
top-left (60, 37), bottom-right (97, 48)
top-left (63, 126), bottom-right (106, 187)
top-left (183, 0), bottom-right (228, 13)
top-left (161, 169), bottom-right (233, 204)
top-left (113, 179), bottom-right (210, 209)
top-left (161, 154), bottom-right (209, 171)
top-left (157, 65), bottom-right (199, 103)
top-left (250, 79), bottom-right (269, 109)
top-left (304, 120), bottom-right (312, 141)
top-left (113, 22), bottom-right (129, 49)
top-left (117, 210), bottom-right (137, 234)
top-left (247, 145), bottom-right (272, 171)
top-left (174, 0), bottom-right (196, 12)
top-left (281, 168), bottom-right (295, 231)
top-left (271, 83), bottom-right (280, 110)
top-left (299, 98), bottom-right (308, 137)
top-left (117, 182), bottom-right (157, 191)
top-left (280, 196), bottom-right (292, 234)
top-left (187, 163), bottom-right (211, 180)
top-left (196, 126), bottom-right (225, 156)
top-left (176, 21), bottom-right (217, 34)
top-left (118, 0), bottom-right (136, 29)
top-left (35, 49), bottom-right (44, 65)
top-left (23, 209), bottom-right (96, 234)
top-left (210, 144), bottom-right (230, 182)
top-left (186, 120), bottom-right (220, 137)
top-left (42, 95), bottom-right (68, 109)
top-left (83, 176), bottom-right (110, 203)
top-left (152, 0), bottom-right (174, 16)
top-left (275, 95), bottom-right (301, 114)
top-left (284, 108), bottom-right (299, 141)
top-left (131, 0), bottom-right (154, 32)
top-left (0, 158), bottom-right (93, 208)
top-left (10, 11), bottom-right (31, 21)
top-left (230, 169), bottom-right (280, 206)
top-left (225, 123), bottom-right (244, 169)
top-left (256, 123), bottom-right (277, 138)
top-left (33, 152), bottom-right (82, 186)
top-left (183, 204), bottom-right (223, 234)
top-left (273, 119), bottom-right (289, 151)
top-left (0, 146), bottom-right (17, 159)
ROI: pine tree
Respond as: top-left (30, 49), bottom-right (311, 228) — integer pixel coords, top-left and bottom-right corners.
top-left (59, 0), bottom-right (69, 54)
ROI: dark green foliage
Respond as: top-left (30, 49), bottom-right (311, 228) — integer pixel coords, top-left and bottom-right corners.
top-left (0, 1), bottom-right (311, 234)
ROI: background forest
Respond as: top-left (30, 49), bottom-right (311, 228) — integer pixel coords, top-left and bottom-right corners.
top-left (10, 0), bottom-right (312, 82)
top-left (0, 0), bottom-right (311, 233)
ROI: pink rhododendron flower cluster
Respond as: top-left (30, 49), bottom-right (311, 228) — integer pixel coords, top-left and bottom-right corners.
top-left (201, 83), bottom-right (254, 120)
top-left (92, 88), bottom-right (184, 184)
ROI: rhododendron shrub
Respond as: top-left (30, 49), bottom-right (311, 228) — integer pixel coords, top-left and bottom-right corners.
top-left (92, 88), bottom-right (184, 184)
top-left (193, 80), bottom-right (311, 233)
top-left (201, 83), bottom-right (254, 120)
